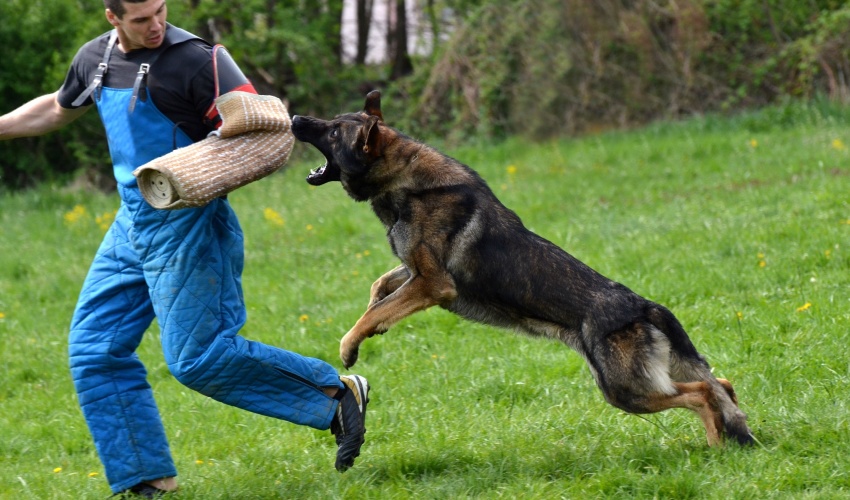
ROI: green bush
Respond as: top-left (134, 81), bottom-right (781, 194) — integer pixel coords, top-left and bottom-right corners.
top-left (390, 0), bottom-right (850, 142)
top-left (0, 0), bottom-right (109, 189)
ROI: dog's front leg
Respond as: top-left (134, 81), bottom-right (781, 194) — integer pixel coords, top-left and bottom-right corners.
top-left (368, 265), bottom-right (411, 307)
top-left (340, 271), bottom-right (457, 368)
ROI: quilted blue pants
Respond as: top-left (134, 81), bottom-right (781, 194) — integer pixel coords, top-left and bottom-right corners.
top-left (68, 185), bottom-right (342, 493)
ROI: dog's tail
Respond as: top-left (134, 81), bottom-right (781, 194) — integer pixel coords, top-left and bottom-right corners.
top-left (648, 305), bottom-right (754, 445)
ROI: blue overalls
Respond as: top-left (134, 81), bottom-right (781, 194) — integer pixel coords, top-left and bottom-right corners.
top-left (66, 31), bottom-right (342, 494)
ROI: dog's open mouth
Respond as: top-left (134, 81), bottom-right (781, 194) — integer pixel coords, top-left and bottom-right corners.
top-left (306, 159), bottom-right (341, 186)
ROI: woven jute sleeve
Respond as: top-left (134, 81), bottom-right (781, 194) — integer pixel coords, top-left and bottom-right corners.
top-left (133, 91), bottom-right (294, 210)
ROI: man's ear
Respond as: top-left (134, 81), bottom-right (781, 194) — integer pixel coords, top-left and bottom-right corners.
top-left (105, 9), bottom-right (120, 28)
top-left (361, 115), bottom-right (383, 158)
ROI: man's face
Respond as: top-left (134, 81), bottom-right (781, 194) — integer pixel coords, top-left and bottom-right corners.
top-left (106, 0), bottom-right (168, 51)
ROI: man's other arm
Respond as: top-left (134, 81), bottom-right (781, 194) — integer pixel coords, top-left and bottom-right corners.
top-left (0, 92), bottom-right (89, 140)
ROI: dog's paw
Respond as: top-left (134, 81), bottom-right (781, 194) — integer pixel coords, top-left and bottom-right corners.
top-left (340, 346), bottom-right (359, 369)
top-left (340, 332), bottom-right (360, 369)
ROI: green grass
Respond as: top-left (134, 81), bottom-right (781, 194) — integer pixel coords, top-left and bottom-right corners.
top-left (1, 100), bottom-right (849, 499)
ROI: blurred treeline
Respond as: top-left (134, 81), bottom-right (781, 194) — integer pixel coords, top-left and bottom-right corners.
top-left (1, 0), bottom-right (848, 190)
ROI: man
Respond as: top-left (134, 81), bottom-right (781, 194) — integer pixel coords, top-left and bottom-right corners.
top-left (0, 1), bottom-right (370, 497)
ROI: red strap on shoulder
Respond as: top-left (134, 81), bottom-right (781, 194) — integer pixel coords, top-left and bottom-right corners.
top-left (204, 44), bottom-right (258, 129)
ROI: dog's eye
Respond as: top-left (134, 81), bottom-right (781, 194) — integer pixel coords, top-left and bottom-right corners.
top-left (330, 128), bottom-right (338, 138)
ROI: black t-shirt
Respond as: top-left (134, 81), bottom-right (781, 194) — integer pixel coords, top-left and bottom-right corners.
top-left (57, 25), bottom-right (217, 142)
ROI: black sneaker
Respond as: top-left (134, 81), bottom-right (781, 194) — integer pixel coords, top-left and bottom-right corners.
top-left (113, 483), bottom-right (170, 498)
top-left (330, 374), bottom-right (370, 472)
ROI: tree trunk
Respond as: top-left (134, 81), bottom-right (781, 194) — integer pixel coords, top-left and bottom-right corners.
top-left (356, 0), bottom-right (374, 65)
top-left (390, 0), bottom-right (413, 79)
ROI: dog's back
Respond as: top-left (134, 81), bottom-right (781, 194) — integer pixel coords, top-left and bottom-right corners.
top-left (371, 142), bottom-right (641, 335)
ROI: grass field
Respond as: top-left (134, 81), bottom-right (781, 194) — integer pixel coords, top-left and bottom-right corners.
top-left (1, 100), bottom-right (848, 499)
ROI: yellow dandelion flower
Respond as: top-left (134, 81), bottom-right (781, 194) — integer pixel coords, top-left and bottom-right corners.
top-left (758, 260), bottom-right (766, 268)
top-left (831, 138), bottom-right (846, 151)
top-left (263, 207), bottom-right (285, 227)
top-left (0, 312), bottom-right (5, 319)
top-left (825, 249), bottom-right (832, 259)
top-left (96, 210), bottom-right (116, 232)
top-left (506, 165), bottom-right (517, 175)
top-left (749, 139), bottom-right (758, 148)
top-left (796, 302), bottom-right (811, 312)
top-left (63, 205), bottom-right (88, 225)
top-left (757, 252), bottom-right (765, 259)
top-left (736, 311), bottom-right (744, 321)
top-left (53, 467), bottom-right (62, 473)
top-left (88, 472), bottom-right (99, 478)
top-left (195, 460), bottom-right (204, 465)
top-left (299, 314), bottom-right (309, 323)
top-left (305, 224), bottom-right (314, 231)
top-left (363, 250), bottom-right (370, 256)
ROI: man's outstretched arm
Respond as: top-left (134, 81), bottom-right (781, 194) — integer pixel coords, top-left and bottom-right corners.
top-left (0, 92), bottom-right (89, 140)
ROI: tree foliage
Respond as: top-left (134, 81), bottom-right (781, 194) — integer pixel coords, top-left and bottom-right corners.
top-left (390, 0), bottom-right (850, 141)
top-left (0, 0), bottom-right (111, 189)
top-left (1, 0), bottom-right (848, 189)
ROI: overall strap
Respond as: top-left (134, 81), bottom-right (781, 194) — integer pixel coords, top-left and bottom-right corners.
top-left (72, 30), bottom-right (118, 107)
top-left (128, 62), bottom-right (151, 113)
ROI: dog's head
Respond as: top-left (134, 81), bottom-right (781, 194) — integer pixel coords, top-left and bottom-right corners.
top-left (292, 90), bottom-right (392, 201)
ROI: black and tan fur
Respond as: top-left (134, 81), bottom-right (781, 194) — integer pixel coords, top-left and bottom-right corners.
top-left (291, 91), bottom-right (753, 446)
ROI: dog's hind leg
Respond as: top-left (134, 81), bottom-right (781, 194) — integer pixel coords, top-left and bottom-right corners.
top-left (641, 382), bottom-right (725, 446)
top-left (668, 356), bottom-right (752, 445)
top-left (597, 374), bottom-right (727, 445)
top-left (647, 306), bottom-right (753, 444)
top-left (597, 378), bottom-right (727, 446)
top-left (660, 363), bottom-right (752, 445)
top-left (634, 380), bottom-right (752, 446)
top-left (589, 321), bottom-right (752, 446)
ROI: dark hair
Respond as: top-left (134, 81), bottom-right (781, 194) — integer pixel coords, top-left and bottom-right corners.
top-left (103, 0), bottom-right (148, 19)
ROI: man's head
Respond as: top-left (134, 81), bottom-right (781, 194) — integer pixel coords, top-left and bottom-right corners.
top-left (104, 0), bottom-right (168, 51)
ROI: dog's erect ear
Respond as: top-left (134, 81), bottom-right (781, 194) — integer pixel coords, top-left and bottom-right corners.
top-left (363, 90), bottom-right (383, 122)
top-left (361, 115), bottom-right (383, 158)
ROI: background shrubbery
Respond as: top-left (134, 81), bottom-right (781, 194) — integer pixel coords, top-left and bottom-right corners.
top-left (1, 0), bottom-right (849, 189)
top-left (394, 0), bottom-right (850, 140)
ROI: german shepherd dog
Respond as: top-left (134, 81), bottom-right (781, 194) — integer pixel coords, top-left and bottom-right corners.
top-left (291, 91), bottom-right (753, 446)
